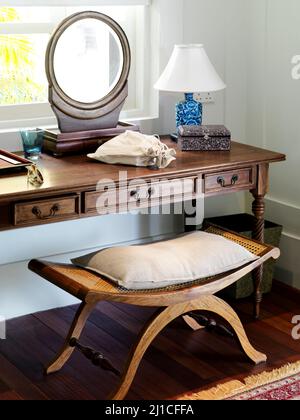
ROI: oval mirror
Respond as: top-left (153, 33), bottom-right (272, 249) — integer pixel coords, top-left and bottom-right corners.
top-left (46, 11), bottom-right (131, 133)
top-left (53, 18), bottom-right (124, 104)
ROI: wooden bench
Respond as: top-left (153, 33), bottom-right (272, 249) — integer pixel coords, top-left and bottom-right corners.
top-left (28, 226), bottom-right (280, 400)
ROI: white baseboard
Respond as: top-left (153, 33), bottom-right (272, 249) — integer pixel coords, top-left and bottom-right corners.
top-left (275, 233), bottom-right (300, 290)
top-left (265, 196), bottom-right (300, 239)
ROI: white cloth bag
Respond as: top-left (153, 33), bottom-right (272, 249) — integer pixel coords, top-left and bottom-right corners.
top-left (88, 131), bottom-right (176, 169)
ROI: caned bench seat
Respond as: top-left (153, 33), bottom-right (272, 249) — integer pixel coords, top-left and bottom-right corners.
top-left (28, 226), bottom-right (280, 400)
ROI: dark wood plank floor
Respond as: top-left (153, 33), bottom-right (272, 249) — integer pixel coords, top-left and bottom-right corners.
top-left (0, 281), bottom-right (299, 400)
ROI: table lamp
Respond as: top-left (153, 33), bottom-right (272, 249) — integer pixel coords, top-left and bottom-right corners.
top-left (154, 44), bottom-right (226, 134)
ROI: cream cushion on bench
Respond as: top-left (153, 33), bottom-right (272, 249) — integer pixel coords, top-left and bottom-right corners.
top-left (72, 231), bottom-right (258, 290)
top-left (30, 226), bottom-right (278, 399)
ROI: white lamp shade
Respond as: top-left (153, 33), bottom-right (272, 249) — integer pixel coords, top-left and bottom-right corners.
top-left (154, 44), bottom-right (226, 93)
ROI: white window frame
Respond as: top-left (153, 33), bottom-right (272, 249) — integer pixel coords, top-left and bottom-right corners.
top-left (0, 0), bottom-right (158, 131)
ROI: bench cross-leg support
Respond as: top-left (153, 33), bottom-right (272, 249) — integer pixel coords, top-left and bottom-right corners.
top-left (46, 301), bottom-right (97, 375)
top-left (110, 295), bottom-right (266, 400)
top-left (44, 296), bottom-right (266, 399)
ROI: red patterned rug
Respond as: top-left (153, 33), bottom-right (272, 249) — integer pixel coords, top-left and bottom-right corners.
top-left (176, 362), bottom-right (300, 400)
top-left (228, 372), bottom-right (300, 400)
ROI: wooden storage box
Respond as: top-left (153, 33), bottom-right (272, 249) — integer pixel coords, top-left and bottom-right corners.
top-left (42, 122), bottom-right (140, 156)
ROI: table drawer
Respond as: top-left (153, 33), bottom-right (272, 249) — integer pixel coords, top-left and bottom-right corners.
top-left (204, 167), bottom-right (256, 194)
top-left (84, 178), bottom-right (196, 214)
top-left (14, 195), bottom-right (80, 226)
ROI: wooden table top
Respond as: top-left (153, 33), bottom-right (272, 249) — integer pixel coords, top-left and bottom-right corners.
top-left (0, 138), bottom-right (286, 201)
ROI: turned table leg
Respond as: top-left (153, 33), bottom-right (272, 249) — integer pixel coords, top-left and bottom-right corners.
top-left (251, 163), bottom-right (269, 319)
top-left (252, 195), bottom-right (265, 319)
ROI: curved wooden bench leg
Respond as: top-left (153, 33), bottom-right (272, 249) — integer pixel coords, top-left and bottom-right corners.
top-left (197, 295), bottom-right (267, 365)
top-left (110, 295), bottom-right (266, 400)
top-left (109, 306), bottom-right (180, 400)
top-left (46, 301), bottom-right (96, 375)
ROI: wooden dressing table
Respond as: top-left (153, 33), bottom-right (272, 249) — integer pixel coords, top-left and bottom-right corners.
top-left (0, 137), bottom-right (285, 318)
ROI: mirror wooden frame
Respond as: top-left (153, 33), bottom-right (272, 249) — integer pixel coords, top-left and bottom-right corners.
top-left (45, 11), bottom-right (131, 132)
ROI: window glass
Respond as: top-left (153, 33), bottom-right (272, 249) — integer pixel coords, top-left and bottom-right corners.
top-left (0, 33), bottom-right (48, 105)
top-left (0, 4), bottom-right (154, 126)
top-left (0, 6), bottom-right (137, 107)
top-left (0, 7), bottom-right (55, 23)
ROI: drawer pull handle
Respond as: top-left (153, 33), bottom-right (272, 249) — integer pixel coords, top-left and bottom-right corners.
top-left (148, 187), bottom-right (154, 198)
top-left (217, 175), bottom-right (239, 188)
top-left (130, 190), bottom-right (141, 204)
top-left (131, 188), bottom-right (154, 200)
top-left (32, 204), bottom-right (60, 220)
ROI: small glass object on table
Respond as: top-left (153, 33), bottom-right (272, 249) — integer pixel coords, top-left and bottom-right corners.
top-left (20, 129), bottom-right (44, 161)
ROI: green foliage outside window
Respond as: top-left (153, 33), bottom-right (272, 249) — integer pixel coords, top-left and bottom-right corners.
top-left (0, 7), bottom-right (46, 105)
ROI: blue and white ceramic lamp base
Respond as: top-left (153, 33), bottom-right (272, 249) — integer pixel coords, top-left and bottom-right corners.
top-left (176, 93), bottom-right (203, 129)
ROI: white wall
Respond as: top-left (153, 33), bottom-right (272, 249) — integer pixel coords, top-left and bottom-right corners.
top-left (142, 0), bottom-right (248, 217)
top-left (244, 0), bottom-right (300, 289)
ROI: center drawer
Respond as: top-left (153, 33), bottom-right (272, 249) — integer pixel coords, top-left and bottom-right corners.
top-left (84, 178), bottom-right (196, 214)
top-left (13, 194), bottom-right (80, 226)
